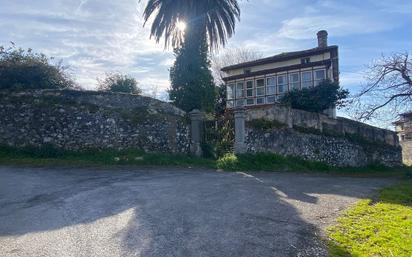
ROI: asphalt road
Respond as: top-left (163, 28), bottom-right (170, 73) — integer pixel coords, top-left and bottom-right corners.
top-left (0, 166), bottom-right (394, 257)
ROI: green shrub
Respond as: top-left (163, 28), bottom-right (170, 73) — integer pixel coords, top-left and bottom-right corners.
top-left (216, 152), bottom-right (330, 172)
top-left (280, 80), bottom-right (349, 112)
top-left (0, 44), bottom-right (75, 90)
top-left (247, 118), bottom-right (286, 130)
top-left (97, 73), bottom-right (142, 94)
top-left (200, 142), bottom-right (216, 159)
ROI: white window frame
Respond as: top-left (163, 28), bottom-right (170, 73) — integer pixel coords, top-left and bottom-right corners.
top-left (246, 98), bottom-right (255, 106)
top-left (235, 99), bottom-right (245, 107)
top-left (256, 97), bottom-right (265, 105)
top-left (289, 73), bottom-right (300, 91)
top-left (277, 74), bottom-right (287, 94)
top-left (301, 71), bottom-right (313, 88)
top-left (226, 100), bottom-right (234, 108)
top-left (255, 78), bottom-right (265, 97)
top-left (227, 83), bottom-right (235, 100)
top-left (266, 95), bottom-right (277, 104)
top-left (266, 76), bottom-right (276, 95)
top-left (314, 69), bottom-right (326, 86)
top-left (246, 80), bottom-right (254, 98)
top-left (235, 81), bottom-right (245, 99)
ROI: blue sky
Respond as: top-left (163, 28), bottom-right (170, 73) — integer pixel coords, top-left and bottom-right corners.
top-left (1, 0), bottom-right (412, 104)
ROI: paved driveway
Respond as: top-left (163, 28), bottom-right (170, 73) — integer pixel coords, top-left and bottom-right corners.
top-left (0, 166), bottom-right (394, 257)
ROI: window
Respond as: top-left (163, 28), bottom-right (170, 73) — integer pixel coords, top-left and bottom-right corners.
top-left (266, 95), bottom-right (276, 103)
top-left (301, 58), bottom-right (310, 64)
top-left (301, 71), bottom-right (313, 88)
top-left (314, 69), bottom-right (326, 86)
top-left (246, 80), bottom-right (254, 98)
top-left (227, 83), bottom-right (235, 100)
top-left (244, 68), bottom-right (251, 74)
top-left (255, 79), bottom-right (265, 97)
top-left (235, 82), bottom-right (245, 98)
top-left (277, 74), bottom-right (287, 94)
top-left (236, 99), bottom-right (245, 107)
top-left (246, 98), bottom-right (255, 106)
top-left (266, 77), bottom-right (276, 95)
top-left (289, 73), bottom-right (300, 91)
top-left (256, 97), bottom-right (265, 105)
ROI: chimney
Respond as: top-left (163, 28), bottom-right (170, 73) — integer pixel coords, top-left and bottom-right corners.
top-left (317, 30), bottom-right (328, 48)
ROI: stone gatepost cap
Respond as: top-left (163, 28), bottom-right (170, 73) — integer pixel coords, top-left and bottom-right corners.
top-left (189, 109), bottom-right (201, 114)
top-left (189, 109), bottom-right (205, 120)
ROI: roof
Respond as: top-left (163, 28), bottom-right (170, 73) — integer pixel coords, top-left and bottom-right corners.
top-left (393, 111), bottom-right (412, 125)
top-left (222, 59), bottom-right (332, 82)
top-left (221, 45), bottom-right (338, 72)
top-left (401, 111), bottom-right (412, 117)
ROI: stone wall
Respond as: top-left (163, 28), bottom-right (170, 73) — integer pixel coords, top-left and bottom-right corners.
top-left (245, 126), bottom-right (402, 167)
top-left (233, 105), bottom-right (402, 167)
top-left (245, 104), bottom-right (399, 146)
top-left (401, 141), bottom-right (412, 165)
top-left (0, 90), bottom-right (190, 153)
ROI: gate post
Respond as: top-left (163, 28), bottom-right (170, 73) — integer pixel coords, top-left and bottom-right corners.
top-left (234, 107), bottom-right (246, 154)
top-left (189, 109), bottom-right (205, 157)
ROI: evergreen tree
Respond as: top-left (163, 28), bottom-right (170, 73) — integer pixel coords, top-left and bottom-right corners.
top-left (169, 25), bottom-right (215, 112)
top-left (141, 0), bottom-right (240, 112)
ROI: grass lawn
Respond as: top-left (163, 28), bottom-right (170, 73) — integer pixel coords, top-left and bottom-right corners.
top-left (327, 181), bottom-right (412, 257)
top-left (0, 145), bottom-right (410, 177)
top-left (0, 145), bottom-right (215, 169)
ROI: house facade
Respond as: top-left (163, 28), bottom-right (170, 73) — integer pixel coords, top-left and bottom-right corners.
top-left (221, 30), bottom-right (339, 118)
top-left (394, 111), bottom-right (412, 165)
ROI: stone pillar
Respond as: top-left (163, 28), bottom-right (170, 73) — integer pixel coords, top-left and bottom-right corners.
top-left (234, 107), bottom-right (246, 154)
top-left (189, 109), bottom-right (204, 156)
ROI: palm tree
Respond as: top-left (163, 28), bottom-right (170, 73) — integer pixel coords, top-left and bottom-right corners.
top-left (141, 0), bottom-right (240, 49)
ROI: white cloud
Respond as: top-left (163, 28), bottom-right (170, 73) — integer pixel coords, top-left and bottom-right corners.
top-left (278, 15), bottom-right (394, 40)
top-left (0, 0), bottom-right (172, 90)
top-left (339, 71), bottom-right (365, 90)
top-left (1, 0), bottom-right (411, 109)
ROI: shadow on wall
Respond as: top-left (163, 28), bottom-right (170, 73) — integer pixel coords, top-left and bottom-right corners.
top-left (0, 167), bottom-right (393, 256)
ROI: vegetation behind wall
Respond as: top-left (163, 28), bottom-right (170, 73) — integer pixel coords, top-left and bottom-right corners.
top-left (0, 45), bottom-right (75, 90)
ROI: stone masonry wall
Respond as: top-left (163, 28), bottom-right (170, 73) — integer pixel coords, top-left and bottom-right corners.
top-left (243, 105), bottom-right (402, 167)
top-left (401, 141), bottom-right (412, 165)
top-left (0, 90), bottom-right (190, 153)
top-left (246, 105), bottom-right (399, 147)
top-left (245, 126), bottom-right (402, 167)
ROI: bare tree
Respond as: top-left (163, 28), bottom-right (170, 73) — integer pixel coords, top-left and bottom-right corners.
top-left (351, 52), bottom-right (412, 121)
top-left (211, 47), bottom-right (263, 85)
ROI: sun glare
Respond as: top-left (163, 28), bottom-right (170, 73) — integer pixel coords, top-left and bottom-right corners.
top-left (176, 21), bottom-right (187, 32)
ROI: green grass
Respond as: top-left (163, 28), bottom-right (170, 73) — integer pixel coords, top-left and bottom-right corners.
top-left (0, 145), bottom-right (410, 177)
top-left (216, 153), bottom-right (411, 177)
top-left (216, 152), bottom-right (329, 172)
top-left (0, 145), bottom-right (215, 168)
top-left (327, 181), bottom-right (412, 257)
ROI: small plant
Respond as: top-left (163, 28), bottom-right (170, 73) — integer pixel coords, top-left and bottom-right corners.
top-left (97, 73), bottom-right (142, 94)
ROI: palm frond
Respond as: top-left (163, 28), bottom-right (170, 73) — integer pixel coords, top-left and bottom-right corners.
top-left (141, 0), bottom-right (240, 49)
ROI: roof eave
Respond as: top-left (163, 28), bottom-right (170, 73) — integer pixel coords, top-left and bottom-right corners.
top-left (221, 45), bottom-right (338, 72)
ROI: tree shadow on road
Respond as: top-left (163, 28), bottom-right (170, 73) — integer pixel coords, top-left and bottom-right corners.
top-left (0, 167), bottom-right (392, 256)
